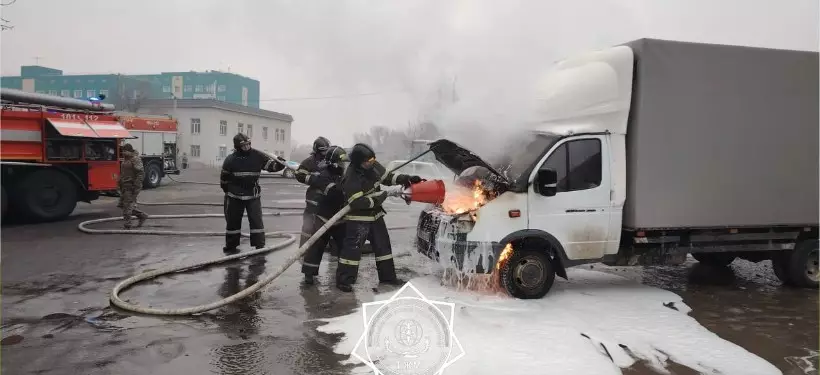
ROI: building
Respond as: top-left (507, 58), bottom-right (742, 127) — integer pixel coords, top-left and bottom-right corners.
top-left (1, 65), bottom-right (261, 110)
top-left (137, 99), bottom-right (293, 167)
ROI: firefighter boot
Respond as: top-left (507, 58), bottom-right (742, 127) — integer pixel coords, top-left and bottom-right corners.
top-left (223, 246), bottom-right (240, 255)
top-left (379, 278), bottom-right (406, 286)
top-left (336, 283), bottom-right (353, 292)
top-left (137, 213), bottom-right (148, 228)
top-left (304, 274), bottom-right (315, 285)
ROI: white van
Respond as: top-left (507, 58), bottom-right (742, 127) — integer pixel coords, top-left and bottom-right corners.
top-left (415, 38), bottom-right (819, 299)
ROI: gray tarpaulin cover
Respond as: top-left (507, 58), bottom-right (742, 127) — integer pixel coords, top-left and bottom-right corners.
top-left (621, 39), bottom-right (818, 228)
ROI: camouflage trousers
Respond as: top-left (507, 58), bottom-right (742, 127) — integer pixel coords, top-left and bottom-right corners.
top-left (119, 187), bottom-right (147, 227)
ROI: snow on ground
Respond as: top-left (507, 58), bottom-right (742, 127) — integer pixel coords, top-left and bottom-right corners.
top-left (317, 268), bottom-right (781, 375)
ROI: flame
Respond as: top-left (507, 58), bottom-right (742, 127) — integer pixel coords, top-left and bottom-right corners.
top-left (496, 243), bottom-right (514, 270)
top-left (441, 179), bottom-right (492, 215)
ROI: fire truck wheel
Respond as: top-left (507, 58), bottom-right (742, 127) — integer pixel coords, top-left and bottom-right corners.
top-left (499, 247), bottom-right (556, 299)
top-left (17, 170), bottom-right (78, 222)
top-left (143, 162), bottom-right (163, 189)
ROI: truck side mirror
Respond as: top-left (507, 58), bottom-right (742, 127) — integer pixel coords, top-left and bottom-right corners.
top-left (537, 169), bottom-right (558, 197)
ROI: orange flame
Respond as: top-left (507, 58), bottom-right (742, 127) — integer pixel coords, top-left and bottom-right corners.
top-left (496, 243), bottom-right (514, 270)
top-left (441, 179), bottom-right (492, 215)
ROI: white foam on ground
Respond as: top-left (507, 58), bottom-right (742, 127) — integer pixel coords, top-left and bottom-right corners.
top-left (317, 269), bottom-right (782, 375)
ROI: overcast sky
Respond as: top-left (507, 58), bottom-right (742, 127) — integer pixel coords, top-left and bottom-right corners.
top-left (1, 0), bottom-right (817, 147)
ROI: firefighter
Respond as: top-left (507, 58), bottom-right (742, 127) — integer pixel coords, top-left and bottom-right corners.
top-left (301, 145), bottom-right (349, 285)
top-left (336, 143), bottom-right (424, 292)
top-left (220, 133), bottom-right (285, 254)
top-left (294, 136), bottom-right (332, 249)
top-left (119, 143), bottom-right (149, 229)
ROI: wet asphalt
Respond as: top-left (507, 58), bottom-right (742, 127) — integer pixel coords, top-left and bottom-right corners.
top-left (1, 168), bottom-right (817, 375)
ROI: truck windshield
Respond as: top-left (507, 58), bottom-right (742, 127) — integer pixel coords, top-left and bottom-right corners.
top-left (497, 133), bottom-right (561, 183)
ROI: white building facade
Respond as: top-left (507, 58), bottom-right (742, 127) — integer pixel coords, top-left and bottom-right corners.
top-left (138, 99), bottom-right (293, 167)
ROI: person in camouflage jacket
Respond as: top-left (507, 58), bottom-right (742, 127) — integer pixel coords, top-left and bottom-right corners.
top-left (118, 143), bottom-right (148, 229)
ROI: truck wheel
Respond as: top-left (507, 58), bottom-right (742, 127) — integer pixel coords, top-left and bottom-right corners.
top-left (499, 247), bottom-right (556, 299)
top-left (786, 239), bottom-right (819, 289)
top-left (692, 252), bottom-right (736, 267)
top-left (771, 253), bottom-right (792, 285)
top-left (16, 170), bottom-right (77, 222)
top-left (283, 169), bottom-right (296, 179)
top-left (144, 163), bottom-right (163, 189)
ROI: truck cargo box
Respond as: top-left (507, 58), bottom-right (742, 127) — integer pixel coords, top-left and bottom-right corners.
top-left (622, 39), bottom-right (818, 229)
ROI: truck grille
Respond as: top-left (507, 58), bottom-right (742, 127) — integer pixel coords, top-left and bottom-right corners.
top-left (416, 209), bottom-right (441, 262)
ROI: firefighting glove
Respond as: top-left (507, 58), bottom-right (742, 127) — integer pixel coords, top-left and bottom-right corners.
top-left (384, 185), bottom-right (405, 198)
top-left (410, 175), bottom-right (424, 184)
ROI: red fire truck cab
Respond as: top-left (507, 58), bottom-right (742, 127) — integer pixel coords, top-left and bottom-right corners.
top-left (1, 88), bottom-right (131, 222)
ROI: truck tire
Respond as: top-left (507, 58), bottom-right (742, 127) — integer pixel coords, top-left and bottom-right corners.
top-left (283, 169), bottom-right (296, 179)
top-left (692, 252), bottom-right (736, 267)
top-left (499, 247), bottom-right (556, 299)
top-left (144, 162), bottom-right (163, 189)
top-left (16, 169), bottom-right (78, 222)
top-left (786, 239), bottom-right (819, 289)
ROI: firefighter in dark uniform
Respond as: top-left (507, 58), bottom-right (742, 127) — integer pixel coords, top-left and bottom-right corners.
top-left (300, 146), bottom-right (350, 285)
top-left (336, 143), bottom-right (424, 292)
top-left (295, 137), bottom-right (332, 248)
top-left (220, 133), bottom-right (285, 254)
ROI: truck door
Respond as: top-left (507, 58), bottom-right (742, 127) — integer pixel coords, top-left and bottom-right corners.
top-left (527, 134), bottom-right (611, 260)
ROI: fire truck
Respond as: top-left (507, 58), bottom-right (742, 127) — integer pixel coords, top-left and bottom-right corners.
top-left (117, 113), bottom-right (180, 188)
top-left (1, 88), bottom-right (130, 222)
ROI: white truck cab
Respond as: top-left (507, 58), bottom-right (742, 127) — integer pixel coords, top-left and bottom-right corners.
top-left (416, 39), bottom-right (819, 299)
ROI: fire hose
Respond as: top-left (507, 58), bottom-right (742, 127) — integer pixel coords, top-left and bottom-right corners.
top-left (81, 149), bottom-right (438, 316)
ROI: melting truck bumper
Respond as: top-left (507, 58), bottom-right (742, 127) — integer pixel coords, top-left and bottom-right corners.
top-left (415, 208), bottom-right (503, 274)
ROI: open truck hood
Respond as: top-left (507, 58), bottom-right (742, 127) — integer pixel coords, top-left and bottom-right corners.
top-left (428, 139), bottom-right (510, 184)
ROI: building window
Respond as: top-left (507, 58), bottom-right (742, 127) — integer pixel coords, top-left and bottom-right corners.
top-left (86, 90), bottom-right (96, 98)
top-left (247, 124), bottom-right (253, 138)
top-left (184, 85), bottom-right (192, 92)
top-left (206, 85), bottom-right (215, 93)
top-left (219, 120), bottom-right (227, 136)
top-left (262, 126), bottom-right (268, 140)
top-left (101, 79), bottom-right (107, 83)
top-left (195, 85), bottom-right (203, 93)
top-left (99, 89), bottom-right (109, 97)
top-left (73, 90), bottom-right (82, 98)
top-left (48, 90), bottom-right (58, 96)
top-left (237, 123), bottom-right (244, 134)
top-left (162, 85), bottom-right (171, 93)
top-left (190, 118), bottom-right (201, 135)
top-left (190, 145), bottom-right (201, 158)
top-left (217, 85), bottom-right (226, 92)
top-left (274, 129), bottom-right (280, 142)
top-left (60, 89), bottom-right (70, 97)
top-left (279, 128), bottom-right (286, 143)
top-left (219, 146), bottom-right (227, 158)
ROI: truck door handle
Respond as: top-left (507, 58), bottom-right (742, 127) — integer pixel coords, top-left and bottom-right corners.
top-left (566, 209), bottom-right (599, 213)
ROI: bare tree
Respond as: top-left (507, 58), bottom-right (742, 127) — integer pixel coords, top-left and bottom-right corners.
top-left (1, 0), bottom-right (16, 31)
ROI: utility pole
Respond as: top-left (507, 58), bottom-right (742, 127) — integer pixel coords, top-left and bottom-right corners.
top-left (33, 56), bottom-right (44, 65)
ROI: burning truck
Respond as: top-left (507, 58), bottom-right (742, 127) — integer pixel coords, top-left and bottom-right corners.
top-left (415, 38), bottom-right (818, 300)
